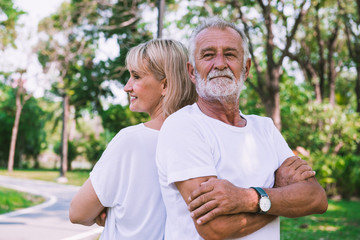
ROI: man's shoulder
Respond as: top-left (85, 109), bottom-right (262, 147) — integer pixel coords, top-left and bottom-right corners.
top-left (245, 114), bottom-right (274, 127)
top-left (164, 104), bottom-right (200, 125)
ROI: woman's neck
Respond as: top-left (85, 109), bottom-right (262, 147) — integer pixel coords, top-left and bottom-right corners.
top-left (144, 114), bottom-right (166, 130)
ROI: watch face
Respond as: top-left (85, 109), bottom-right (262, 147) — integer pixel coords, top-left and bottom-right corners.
top-left (259, 197), bottom-right (271, 212)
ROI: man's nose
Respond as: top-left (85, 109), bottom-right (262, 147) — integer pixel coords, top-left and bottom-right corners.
top-left (214, 54), bottom-right (227, 70)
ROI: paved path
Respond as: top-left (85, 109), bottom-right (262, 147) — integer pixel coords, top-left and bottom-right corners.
top-left (0, 175), bottom-right (103, 240)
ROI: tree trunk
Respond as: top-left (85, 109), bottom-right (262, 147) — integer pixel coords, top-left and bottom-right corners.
top-left (264, 76), bottom-right (281, 130)
top-left (60, 94), bottom-right (70, 177)
top-left (328, 61), bottom-right (336, 106)
top-left (157, 0), bottom-right (165, 38)
top-left (7, 74), bottom-right (29, 172)
top-left (7, 95), bottom-right (23, 172)
top-left (356, 66), bottom-right (360, 113)
top-left (328, 22), bottom-right (339, 106)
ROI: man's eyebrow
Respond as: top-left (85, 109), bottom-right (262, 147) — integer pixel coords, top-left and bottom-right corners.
top-left (224, 47), bottom-right (239, 52)
top-left (199, 47), bottom-right (240, 55)
top-left (200, 47), bottom-right (216, 55)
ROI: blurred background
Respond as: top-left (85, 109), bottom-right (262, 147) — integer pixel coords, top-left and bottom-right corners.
top-left (0, 0), bottom-right (359, 204)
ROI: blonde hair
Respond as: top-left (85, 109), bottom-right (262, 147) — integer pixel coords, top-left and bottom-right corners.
top-left (126, 39), bottom-right (197, 117)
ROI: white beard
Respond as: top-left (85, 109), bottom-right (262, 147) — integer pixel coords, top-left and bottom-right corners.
top-left (195, 68), bottom-right (245, 103)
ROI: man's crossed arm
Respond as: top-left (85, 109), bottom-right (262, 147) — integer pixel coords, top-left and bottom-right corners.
top-left (175, 156), bottom-right (328, 240)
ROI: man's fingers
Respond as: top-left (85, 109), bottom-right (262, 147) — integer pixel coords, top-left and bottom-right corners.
top-left (300, 170), bottom-right (316, 180)
top-left (282, 156), bottom-right (299, 167)
top-left (190, 199), bottom-right (217, 220)
top-left (196, 208), bottom-right (221, 225)
top-left (188, 191), bottom-right (213, 211)
top-left (295, 164), bottom-right (313, 174)
top-left (290, 158), bottom-right (307, 171)
top-left (188, 180), bottom-right (214, 202)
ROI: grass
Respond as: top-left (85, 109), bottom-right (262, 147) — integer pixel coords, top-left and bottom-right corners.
top-left (0, 168), bottom-right (90, 186)
top-left (281, 199), bottom-right (360, 240)
top-left (0, 186), bottom-right (45, 214)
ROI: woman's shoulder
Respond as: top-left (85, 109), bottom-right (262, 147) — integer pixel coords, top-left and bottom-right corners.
top-left (109, 124), bottom-right (155, 146)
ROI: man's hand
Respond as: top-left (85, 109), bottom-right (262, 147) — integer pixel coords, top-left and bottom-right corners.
top-left (274, 156), bottom-right (315, 188)
top-left (187, 156), bottom-right (315, 225)
top-left (95, 208), bottom-right (107, 227)
top-left (188, 178), bottom-right (256, 225)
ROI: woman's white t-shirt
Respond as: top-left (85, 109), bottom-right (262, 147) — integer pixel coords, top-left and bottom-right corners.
top-left (90, 123), bottom-right (166, 240)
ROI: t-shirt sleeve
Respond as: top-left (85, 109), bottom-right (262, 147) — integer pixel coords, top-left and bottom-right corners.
top-left (269, 119), bottom-right (294, 166)
top-left (89, 133), bottom-right (123, 207)
top-left (157, 114), bottom-right (217, 186)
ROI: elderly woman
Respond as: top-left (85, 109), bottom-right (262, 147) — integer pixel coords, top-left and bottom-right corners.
top-left (69, 39), bottom-right (197, 239)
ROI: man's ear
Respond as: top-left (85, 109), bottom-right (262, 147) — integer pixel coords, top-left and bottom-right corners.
top-left (244, 58), bottom-right (252, 80)
top-left (187, 62), bottom-right (196, 84)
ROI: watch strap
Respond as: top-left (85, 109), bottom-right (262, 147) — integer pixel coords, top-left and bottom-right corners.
top-left (251, 187), bottom-right (270, 213)
top-left (251, 187), bottom-right (268, 198)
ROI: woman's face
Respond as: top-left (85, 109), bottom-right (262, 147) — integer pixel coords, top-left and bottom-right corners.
top-left (124, 68), bottom-right (166, 118)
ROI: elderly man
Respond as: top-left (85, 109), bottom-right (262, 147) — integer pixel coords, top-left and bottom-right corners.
top-left (156, 17), bottom-right (327, 240)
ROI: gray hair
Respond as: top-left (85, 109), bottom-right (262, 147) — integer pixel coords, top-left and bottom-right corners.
top-left (188, 16), bottom-right (250, 69)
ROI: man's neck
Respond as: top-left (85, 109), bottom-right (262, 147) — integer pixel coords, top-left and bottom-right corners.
top-left (196, 97), bottom-right (246, 127)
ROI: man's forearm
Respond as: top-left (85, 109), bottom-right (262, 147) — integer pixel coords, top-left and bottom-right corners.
top-left (195, 213), bottom-right (277, 240)
top-left (266, 177), bottom-right (328, 218)
top-left (176, 177), bottom-right (276, 240)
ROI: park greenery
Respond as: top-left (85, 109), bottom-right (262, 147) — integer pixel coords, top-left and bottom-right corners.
top-left (0, 186), bottom-right (45, 214)
top-left (0, 0), bottom-right (359, 200)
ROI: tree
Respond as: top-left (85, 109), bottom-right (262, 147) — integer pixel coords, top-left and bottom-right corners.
top-left (237, 0), bottom-right (310, 130)
top-left (0, 82), bottom-right (47, 168)
top-left (37, 1), bottom-right (100, 178)
top-left (287, 0), bottom-right (345, 106)
top-left (340, 0), bottom-right (360, 113)
top-left (7, 70), bottom-right (31, 172)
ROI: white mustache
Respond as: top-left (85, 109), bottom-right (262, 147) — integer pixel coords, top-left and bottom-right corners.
top-left (208, 69), bottom-right (235, 80)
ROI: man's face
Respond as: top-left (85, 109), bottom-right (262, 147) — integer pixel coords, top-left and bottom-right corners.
top-left (191, 27), bottom-right (247, 102)
top-left (194, 67), bottom-right (245, 102)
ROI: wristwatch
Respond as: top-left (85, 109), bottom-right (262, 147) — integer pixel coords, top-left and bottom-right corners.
top-left (251, 187), bottom-right (271, 213)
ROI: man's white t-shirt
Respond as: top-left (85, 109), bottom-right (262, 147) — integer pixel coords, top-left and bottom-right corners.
top-left (156, 103), bottom-right (294, 240)
top-left (90, 123), bottom-right (166, 240)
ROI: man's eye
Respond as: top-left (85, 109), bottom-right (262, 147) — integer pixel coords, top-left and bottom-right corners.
top-left (203, 53), bottom-right (214, 58)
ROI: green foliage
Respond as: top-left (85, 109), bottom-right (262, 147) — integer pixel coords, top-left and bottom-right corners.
top-left (53, 140), bottom-right (78, 170)
top-left (280, 77), bottom-right (360, 198)
top-left (0, 0), bottom-right (25, 49)
top-left (100, 104), bottom-right (149, 138)
top-left (0, 186), bottom-right (45, 214)
top-left (310, 153), bottom-right (360, 199)
top-left (0, 83), bottom-right (47, 168)
top-left (78, 132), bottom-right (107, 166)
